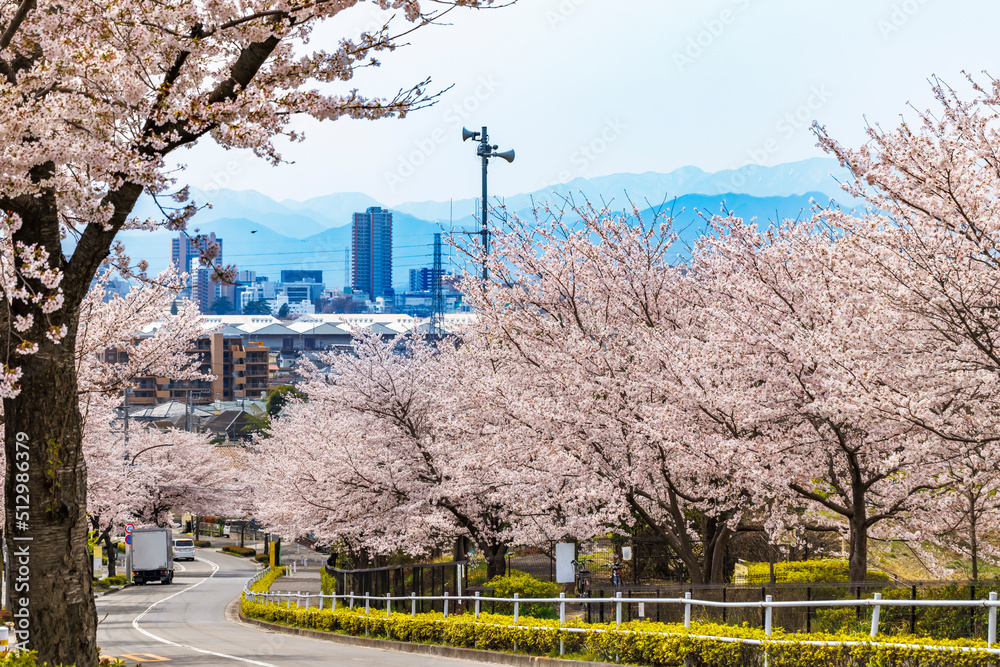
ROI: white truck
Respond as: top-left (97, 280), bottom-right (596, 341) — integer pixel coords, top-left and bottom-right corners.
top-left (130, 528), bottom-right (175, 585)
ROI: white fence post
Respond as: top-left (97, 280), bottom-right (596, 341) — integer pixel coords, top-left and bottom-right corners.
top-left (989, 591), bottom-right (997, 647)
top-left (412, 592), bottom-right (417, 617)
top-left (386, 593), bottom-right (391, 618)
top-left (513, 593), bottom-right (520, 623)
top-left (684, 592), bottom-right (691, 629)
top-left (332, 591), bottom-right (337, 610)
top-left (764, 595), bottom-right (772, 637)
top-left (349, 592), bottom-right (354, 610)
top-left (365, 592), bottom-right (370, 615)
top-left (444, 592), bottom-right (450, 618)
top-left (616, 592), bottom-right (623, 626)
top-left (559, 592), bottom-right (566, 657)
top-left (475, 591), bottom-right (481, 619)
top-left (764, 594), bottom-right (773, 667)
top-left (296, 591), bottom-right (301, 609)
top-left (870, 593), bottom-right (882, 638)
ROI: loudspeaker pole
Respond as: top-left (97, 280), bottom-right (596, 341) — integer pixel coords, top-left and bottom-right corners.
top-left (463, 126), bottom-right (514, 282)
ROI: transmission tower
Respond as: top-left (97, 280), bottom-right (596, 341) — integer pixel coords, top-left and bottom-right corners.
top-left (431, 233), bottom-right (444, 336)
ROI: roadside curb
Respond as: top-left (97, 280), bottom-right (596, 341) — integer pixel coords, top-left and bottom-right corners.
top-left (93, 583), bottom-right (131, 599)
top-left (234, 606), bottom-right (616, 666)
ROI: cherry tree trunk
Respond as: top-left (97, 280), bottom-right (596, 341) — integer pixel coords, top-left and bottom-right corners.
top-left (4, 331), bottom-right (98, 666)
top-left (970, 512), bottom-right (979, 582)
top-left (104, 533), bottom-right (118, 579)
top-left (848, 515), bottom-right (868, 588)
top-left (484, 544), bottom-right (508, 580)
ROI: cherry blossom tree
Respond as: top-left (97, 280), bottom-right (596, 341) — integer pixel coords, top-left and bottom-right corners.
top-left (0, 0), bottom-right (500, 661)
top-left (902, 450), bottom-right (1000, 581)
top-left (253, 331), bottom-right (592, 579)
top-left (76, 269), bottom-right (230, 576)
top-left (683, 218), bottom-right (954, 584)
top-left (462, 201), bottom-right (774, 585)
top-left (809, 76), bottom-right (1000, 579)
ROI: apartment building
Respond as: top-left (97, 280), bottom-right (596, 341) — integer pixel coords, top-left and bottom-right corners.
top-left (124, 332), bottom-right (270, 406)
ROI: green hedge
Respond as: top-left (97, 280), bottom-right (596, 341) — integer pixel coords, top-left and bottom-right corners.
top-left (239, 601), bottom-right (997, 666)
top-left (94, 574), bottom-right (128, 590)
top-left (321, 568), bottom-right (336, 609)
top-left (254, 553), bottom-right (270, 564)
top-left (484, 571), bottom-right (560, 619)
top-left (193, 540), bottom-right (212, 548)
top-left (247, 566), bottom-right (285, 594)
top-left (222, 545), bottom-right (257, 557)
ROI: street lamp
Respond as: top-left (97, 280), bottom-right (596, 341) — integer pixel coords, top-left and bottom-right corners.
top-left (463, 126), bottom-right (515, 280)
top-left (123, 443), bottom-right (174, 465)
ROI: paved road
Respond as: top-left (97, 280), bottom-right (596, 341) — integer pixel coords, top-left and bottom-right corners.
top-left (97, 548), bottom-right (488, 667)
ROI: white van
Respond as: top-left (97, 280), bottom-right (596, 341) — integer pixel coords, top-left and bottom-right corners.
top-left (172, 538), bottom-right (195, 561)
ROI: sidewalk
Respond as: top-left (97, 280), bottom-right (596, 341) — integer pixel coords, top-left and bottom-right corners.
top-left (186, 529), bottom-right (327, 594)
top-left (271, 542), bottom-right (325, 594)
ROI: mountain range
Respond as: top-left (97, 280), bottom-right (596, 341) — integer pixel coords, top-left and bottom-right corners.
top-left (118, 157), bottom-right (857, 289)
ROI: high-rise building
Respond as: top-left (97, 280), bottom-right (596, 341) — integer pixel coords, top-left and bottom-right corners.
top-left (409, 266), bottom-right (450, 292)
top-left (171, 232), bottom-right (224, 312)
top-left (351, 207), bottom-right (392, 299)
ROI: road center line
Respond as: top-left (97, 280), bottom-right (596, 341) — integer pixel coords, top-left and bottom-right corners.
top-left (131, 556), bottom-right (278, 667)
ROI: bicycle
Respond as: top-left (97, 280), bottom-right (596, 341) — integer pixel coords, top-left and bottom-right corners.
top-left (607, 559), bottom-right (622, 588)
top-left (571, 558), bottom-right (593, 598)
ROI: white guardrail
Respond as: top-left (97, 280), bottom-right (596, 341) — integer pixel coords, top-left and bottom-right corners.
top-left (244, 570), bottom-right (1000, 659)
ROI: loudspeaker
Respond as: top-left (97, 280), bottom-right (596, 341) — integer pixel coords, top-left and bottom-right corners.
top-left (495, 149), bottom-right (515, 163)
top-left (462, 127), bottom-right (479, 142)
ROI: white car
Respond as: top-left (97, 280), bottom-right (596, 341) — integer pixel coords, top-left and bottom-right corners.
top-left (172, 538), bottom-right (195, 561)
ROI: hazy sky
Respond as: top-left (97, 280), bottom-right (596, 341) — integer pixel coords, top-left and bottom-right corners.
top-left (174, 0), bottom-right (1000, 207)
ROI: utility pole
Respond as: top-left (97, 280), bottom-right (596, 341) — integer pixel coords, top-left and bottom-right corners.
top-left (123, 386), bottom-right (131, 449)
top-left (462, 126), bottom-right (514, 281)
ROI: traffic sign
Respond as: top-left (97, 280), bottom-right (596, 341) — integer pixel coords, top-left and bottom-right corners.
top-left (125, 535), bottom-right (132, 545)
top-left (125, 523), bottom-right (134, 533)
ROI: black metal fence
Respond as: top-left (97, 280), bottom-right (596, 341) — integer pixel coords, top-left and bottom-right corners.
top-left (326, 561), bottom-right (467, 614)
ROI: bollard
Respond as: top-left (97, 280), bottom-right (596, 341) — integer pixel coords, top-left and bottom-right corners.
top-left (989, 592), bottom-right (997, 647)
top-left (0, 625), bottom-right (9, 653)
top-left (444, 592), bottom-right (449, 618)
top-left (475, 591), bottom-right (481, 619)
top-left (412, 592), bottom-right (417, 617)
top-left (616, 592), bottom-right (623, 626)
top-left (684, 592), bottom-right (691, 629)
top-left (871, 593), bottom-right (882, 638)
top-left (559, 593), bottom-right (566, 657)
